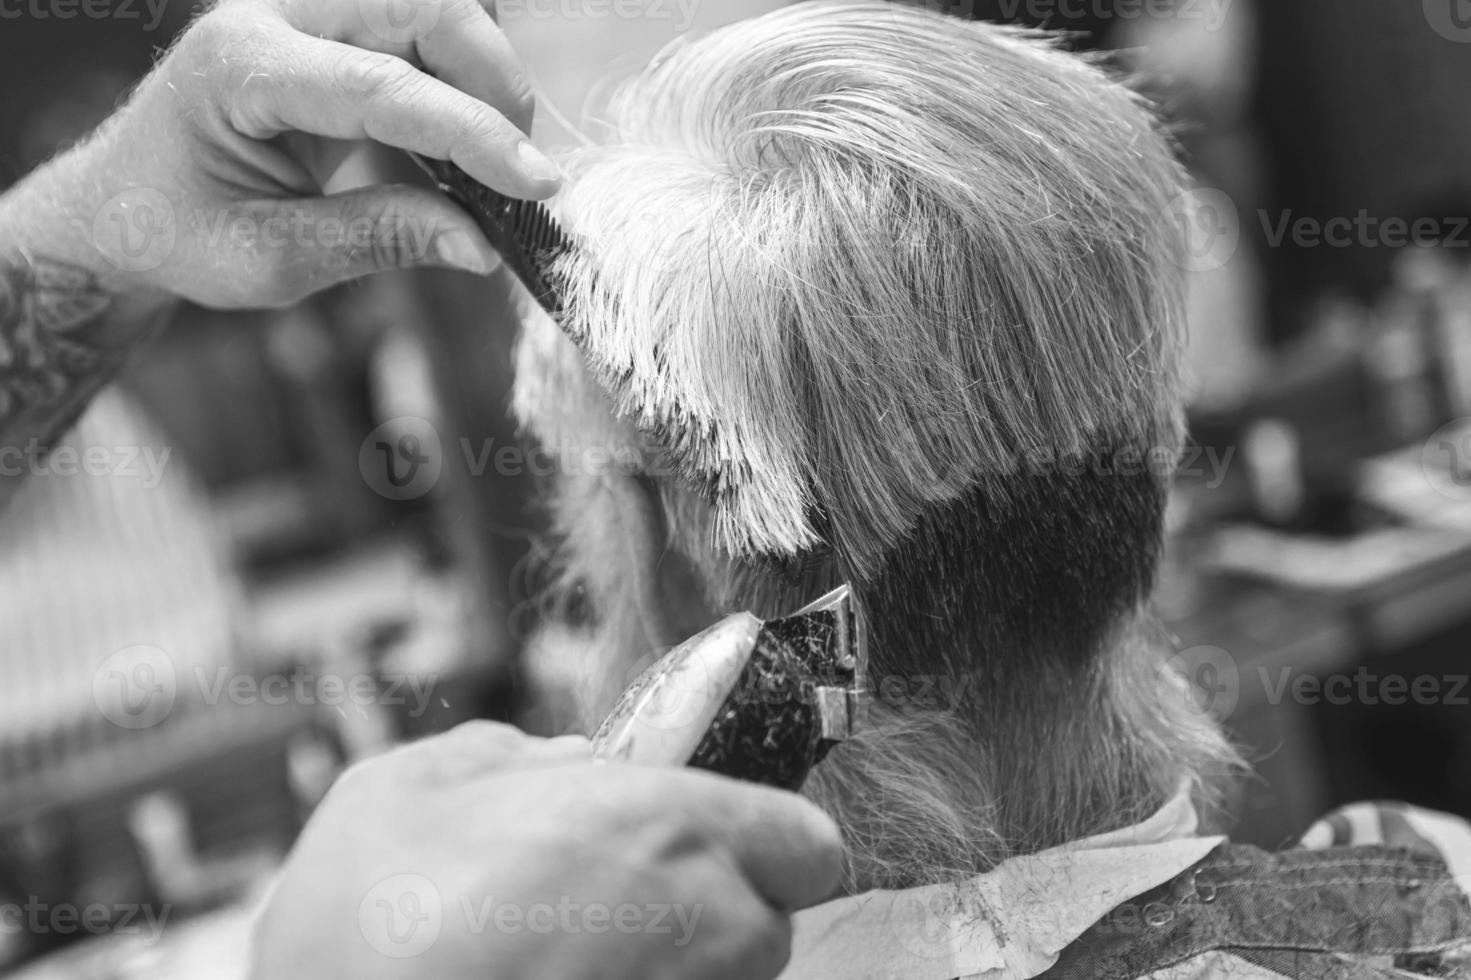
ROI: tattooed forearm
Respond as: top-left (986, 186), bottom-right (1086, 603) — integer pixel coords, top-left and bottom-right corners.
top-left (0, 253), bottom-right (165, 511)
top-left (0, 255), bottom-right (118, 425)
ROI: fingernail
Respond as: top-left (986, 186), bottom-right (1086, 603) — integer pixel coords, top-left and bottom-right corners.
top-left (517, 141), bottom-right (562, 185)
top-left (434, 230), bottom-right (500, 276)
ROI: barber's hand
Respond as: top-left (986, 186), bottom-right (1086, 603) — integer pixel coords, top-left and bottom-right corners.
top-left (18, 0), bottom-right (554, 310)
top-left (248, 722), bottom-right (844, 980)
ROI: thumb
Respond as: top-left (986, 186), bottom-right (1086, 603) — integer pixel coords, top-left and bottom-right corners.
top-left (249, 184), bottom-right (502, 303)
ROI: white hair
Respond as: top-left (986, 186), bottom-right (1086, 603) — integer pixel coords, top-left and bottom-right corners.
top-left (515, 0), bottom-right (1242, 892)
top-left (538, 1), bottom-right (1189, 576)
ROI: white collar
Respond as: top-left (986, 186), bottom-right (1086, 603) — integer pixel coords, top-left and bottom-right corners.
top-left (781, 787), bottom-right (1225, 980)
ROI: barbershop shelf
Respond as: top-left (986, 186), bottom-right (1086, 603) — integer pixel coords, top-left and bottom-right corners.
top-left (0, 698), bottom-right (311, 973)
top-left (0, 698), bottom-right (311, 822)
top-left (1163, 508), bottom-right (1471, 847)
top-left (1189, 522), bottom-right (1471, 653)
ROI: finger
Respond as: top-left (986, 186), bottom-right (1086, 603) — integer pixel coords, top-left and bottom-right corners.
top-left (435, 720), bottom-right (537, 756)
top-left (278, 0), bottom-right (534, 134)
top-left (667, 770), bottom-right (845, 912)
top-left (232, 184), bottom-right (502, 306)
top-left (416, 723), bottom-right (594, 782)
top-left (414, 0), bottom-right (536, 135)
top-left (747, 908), bottom-right (795, 980)
top-left (545, 734), bottom-right (596, 756)
top-left (677, 884), bottom-right (794, 980)
top-left (232, 32), bottom-right (559, 198)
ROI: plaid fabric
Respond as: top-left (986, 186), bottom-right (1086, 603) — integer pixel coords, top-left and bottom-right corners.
top-left (1039, 804), bottom-right (1471, 980)
top-left (784, 791), bottom-right (1471, 980)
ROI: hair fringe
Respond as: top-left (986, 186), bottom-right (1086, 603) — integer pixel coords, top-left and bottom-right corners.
top-left (546, 0), bottom-right (1190, 577)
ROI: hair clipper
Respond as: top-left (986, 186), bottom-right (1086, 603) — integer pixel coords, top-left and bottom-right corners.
top-left (591, 586), bottom-right (868, 791)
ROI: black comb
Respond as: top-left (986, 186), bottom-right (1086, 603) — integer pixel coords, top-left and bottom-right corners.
top-left (408, 153), bottom-right (570, 315)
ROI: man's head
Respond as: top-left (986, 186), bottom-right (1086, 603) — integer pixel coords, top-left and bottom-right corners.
top-left (514, 0), bottom-right (1237, 890)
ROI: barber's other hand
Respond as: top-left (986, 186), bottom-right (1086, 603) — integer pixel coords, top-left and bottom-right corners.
top-left (248, 722), bottom-right (843, 980)
top-left (37, 0), bottom-right (555, 309)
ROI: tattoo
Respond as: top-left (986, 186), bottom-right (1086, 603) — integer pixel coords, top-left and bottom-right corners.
top-left (0, 255), bottom-right (119, 432)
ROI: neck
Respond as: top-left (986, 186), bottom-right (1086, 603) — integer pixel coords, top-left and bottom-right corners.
top-left (802, 612), bottom-right (1241, 894)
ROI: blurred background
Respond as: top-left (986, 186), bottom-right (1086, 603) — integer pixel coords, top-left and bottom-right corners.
top-left (3, 0), bottom-right (1471, 974)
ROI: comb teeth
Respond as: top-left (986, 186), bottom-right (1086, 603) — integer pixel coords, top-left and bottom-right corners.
top-left (409, 153), bottom-right (571, 315)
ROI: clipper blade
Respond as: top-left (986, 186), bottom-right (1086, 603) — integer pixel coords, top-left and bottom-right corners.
top-left (686, 585), bottom-right (867, 790)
